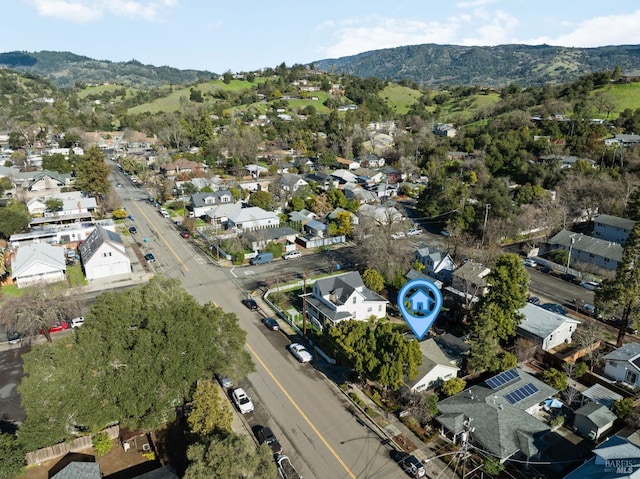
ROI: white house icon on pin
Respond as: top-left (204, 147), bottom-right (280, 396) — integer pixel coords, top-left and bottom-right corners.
top-left (408, 289), bottom-right (433, 314)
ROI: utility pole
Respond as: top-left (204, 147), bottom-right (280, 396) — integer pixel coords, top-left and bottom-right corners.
top-left (481, 204), bottom-right (490, 246)
top-left (302, 274), bottom-right (307, 338)
top-left (460, 417), bottom-right (474, 478)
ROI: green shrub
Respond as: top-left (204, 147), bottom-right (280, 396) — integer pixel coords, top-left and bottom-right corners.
top-left (92, 432), bottom-right (113, 456)
top-left (348, 392), bottom-right (365, 408)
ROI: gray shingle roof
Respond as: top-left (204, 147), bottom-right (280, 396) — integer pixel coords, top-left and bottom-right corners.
top-left (52, 462), bottom-right (100, 479)
top-left (594, 213), bottom-right (636, 230)
top-left (548, 229), bottom-right (623, 262)
top-left (575, 402), bottom-right (617, 428)
top-left (604, 343), bottom-right (640, 362)
top-left (12, 243), bottom-right (65, 278)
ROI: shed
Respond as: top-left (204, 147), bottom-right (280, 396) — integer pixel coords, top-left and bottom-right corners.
top-left (573, 402), bottom-right (617, 441)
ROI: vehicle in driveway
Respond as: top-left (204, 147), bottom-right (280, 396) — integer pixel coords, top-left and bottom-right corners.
top-left (390, 232), bottom-right (406, 240)
top-left (256, 426), bottom-right (283, 455)
top-left (262, 318), bottom-right (280, 331)
top-left (232, 387), bottom-right (254, 414)
top-left (69, 316), bottom-right (85, 328)
top-left (287, 343), bottom-right (312, 363)
top-left (406, 228), bottom-right (422, 236)
top-left (242, 299), bottom-right (259, 311)
top-left (40, 322), bottom-right (70, 334)
top-left (7, 331), bottom-right (21, 344)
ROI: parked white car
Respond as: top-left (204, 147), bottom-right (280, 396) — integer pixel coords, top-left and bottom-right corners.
top-left (406, 228), bottom-right (422, 236)
top-left (69, 316), bottom-right (85, 328)
top-left (523, 259), bottom-right (537, 267)
top-left (232, 387), bottom-right (254, 414)
top-left (283, 250), bottom-right (302, 260)
top-left (287, 343), bottom-right (312, 363)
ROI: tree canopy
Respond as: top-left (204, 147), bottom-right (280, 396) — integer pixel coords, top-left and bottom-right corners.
top-left (73, 145), bottom-right (111, 199)
top-left (17, 277), bottom-right (253, 450)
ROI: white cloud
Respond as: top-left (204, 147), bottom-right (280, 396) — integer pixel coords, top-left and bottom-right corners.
top-left (460, 10), bottom-right (520, 45)
top-left (320, 16), bottom-right (462, 58)
top-left (24, 0), bottom-right (176, 23)
top-left (524, 9), bottom-right (640, 47)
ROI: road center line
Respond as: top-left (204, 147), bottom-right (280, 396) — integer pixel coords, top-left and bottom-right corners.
top-left (245, 342), bottom-right (356, 479)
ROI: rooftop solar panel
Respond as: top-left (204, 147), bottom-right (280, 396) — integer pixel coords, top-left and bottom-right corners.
top-left (486, 368), bottom-right (519, 389)
top-left (504, 383), bottom-right (539, 405)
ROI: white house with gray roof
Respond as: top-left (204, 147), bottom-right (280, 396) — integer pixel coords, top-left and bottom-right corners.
top-left (79, 225), bottom-right (130, 280)
top-left (548, 230), bottom-right (623, 271)
top-left (189, 190), bottom-right (233, 217)
top-left (603, 342), bottom-right (640, 388)
top-left (227, 206), bottom-right (279, 231)
top-left (436, 367), bottom-right (556, 462)
top-left (516, 303), bottom-right (580, 350)
top-left (592, 214), bottom-right (636, 245)
top-left (414, 244), bottom-right (456, 283)
top-left (11, 243), bottom-right (66, 288)
top-left (306, 271), bottom-right (387, 327)
top-left (408, 338), bottom-right (460, 392)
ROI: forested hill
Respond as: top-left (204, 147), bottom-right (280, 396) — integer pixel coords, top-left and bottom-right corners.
top-left (312, 43), bottom-right (640, 87)
top-left (0, 51), bottom-right (216, 88)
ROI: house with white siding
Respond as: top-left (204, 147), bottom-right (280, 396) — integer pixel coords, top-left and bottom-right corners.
top-left (227, 206), bottom-right (280, 231)
top-left (516, 303), bottom-right (580, 351)
top-left (603, 343), bottom-right (640, 388)
top-left (11, 243), bottom-right (66, 288)
top-left (408, 338), bottom-right (460, 392)
top-left (79, 225), bottom-right (131, 281)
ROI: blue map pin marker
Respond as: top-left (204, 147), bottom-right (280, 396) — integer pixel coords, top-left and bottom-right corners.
top-left (398, 278), bottom-right (443, 340)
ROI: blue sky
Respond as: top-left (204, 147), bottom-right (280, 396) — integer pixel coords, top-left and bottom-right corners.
top-left (4, 0), bottom-right (640, 73)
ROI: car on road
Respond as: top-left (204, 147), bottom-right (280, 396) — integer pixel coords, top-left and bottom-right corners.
top-left (179, 231), bottom-right (190, 238)
top-left (287, 343), bottom-right (312, 363)
top-left (406, 228), bottom-right (422, 236)
top-left (232, 387), bottom-right (254, 414)
top-left (216, 374), bottom-right (233, 389)
top-left (559, 273), bottom-right (578, 283)
top-left (539, 266), bottom-right (554, 275)
top-left (391, 450), bottom-right (426, 478)
top-left (144, 253), bottom-right (156, 263)
top-left (242, 299), bottom-right (259, 311)
top-left (41, 322), bottom-right (70, 334)
top-left (256, 426), bottom-right (283, 455)
top-left (527, 296), bottom-right (540, 305)
top-left (128, 226), bottom-right (137, 234)
top-left (282, 250), bottom-right (302, 260)
top-left (263, 318), bottom-right (280, 331)
top-left (540, 303), bottom-right (568, 316)
top-left (7, 331), bottom-right (21, 344)
top-left (523, 259), bottom-right (537, 267)
top-left (69, 316), bottom-right (85, 328)
top-left (390, 232), bottom-right (406, 240)
top-left (580, 280), bottom-right (600, 291)
top-left (116, 182), bottom-right (123, 188)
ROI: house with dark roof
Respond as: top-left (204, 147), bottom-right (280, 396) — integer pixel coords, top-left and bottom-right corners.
top-left (306, 271), bottom-right (387, 327)
top-left (11, 243), bottom-right (66, 288)
top-left (579, 383), bottom-right (623, 409)
top-left (408, 338), bottom-right (460, 392)
top-left (243, 227), bottom-right (299, 251)
top-left (51, 461), bottom-right (101, 479)
top-left (436, 368), bottom-right (556, 462)
top-left (279, 173), bottom-right (309, 192)
top-left (433, 333), bottom-right (471, 368)
top-left (449, 260), bottom-right (490, 301)
top-left (548, 230), bottom-right (623, 271)
top-left (79, 225), bottom-right (130, 280)
top-left (592, 214), bottom-right (636, 245)
top-left (563, 435), bottom-right (640, 479)
top-left (189, 190), bottom-right (233, 217)
top-left (516, 303), bottom-right (580, 351)
top-left (25, 170), bottom-right (73, 192)
top-left (603, 342), bottom-right (640, 387)
top-left (573, 402), bottom-right (617, 441)
top-left (414, 244), bottom-right (456, 283)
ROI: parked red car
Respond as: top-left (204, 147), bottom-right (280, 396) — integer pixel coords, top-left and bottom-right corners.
top-left (40, 322), bottom-right (70, 334)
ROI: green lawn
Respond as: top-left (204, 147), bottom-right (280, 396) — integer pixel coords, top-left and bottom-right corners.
top-left (0, 283), bottom-right (23, 298)
top-left (380, 84), bottom-right (422, 115)
top-left (592, 83), bottom-right (640, 119)
top-left (67, 264), bottom-right (88, 287)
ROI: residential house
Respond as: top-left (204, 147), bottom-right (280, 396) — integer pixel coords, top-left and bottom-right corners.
top-left (449, 260), bottom-right (490, 301)
top-left (548, 230), bottom-right (623, 271)
top-left (358, 203), bottom-right (403, 225)
top-left (205, 202), bottom-right (243, 229)
top-left (516, 303), bottom-right (580, 351)
top-left (190, 190), bottom-right (233, 218)
top-left (353, 168), bottom-right (385, 185)
top-left (592, 214), bottom-right (635, 245)
top-left (11, 243), bottom-right (66, 288)
top-left (433, 123), bottom-right (457, 138)
top-left (433, 333), bottom-right (470, 368)
top-left (243, 227), bottom-right (299, 251)
top-left (380, 166), bottom-right (404, 184)
top-left (227, 206), bottom-right (280, 231)
top-left (306, 271), bottom-right (388, 327)
top-left (436, 368), bottom-right (556, 462)
top-left (25, 170), bottom-right (72, 192)
top-left (336, 157), bottom-right (360, 170)
top-left (603, 342), bottom-right (640, 387)
top-left (79, 225), bottom-right (131, 281)
top-left (359, 154), bottom-right (385, 169)
top-left (245, 164), bottom-right (269, 178)
top-left (366, 182), bottom-right (398, 200)
top-left (305, 172), bottom-right (338, 191)
top-left (44, 191), bottom-right (98, 217)
top-left (603, 134), bottom-right (640, 147)
top-left (26, 197), bottom-right (47, 216)
top-left (303, 218), bottom-right (327, 238)
top-left (279, 174), bottom-right (309, 192)
top-left (572, 402), bottom-right (617, 441)
top-left (51, 462), bottom-right (101, 479)
top-left (161, 159), bottom-right (207, 178)
top-left (563, 435), bottom-right (640, 479)
top-left (10, 219), bottom-right (117, 249)
top-left (408, 338), bottom-right (460, 392)
top-left (344, 184), bottom-right (378, 204)
top-left (331, 169), bottom-right (358, 185)
top-left (414, 244), bottom-right (456, 283)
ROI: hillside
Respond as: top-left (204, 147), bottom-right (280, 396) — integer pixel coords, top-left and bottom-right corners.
top-left (0, 51), bottom-right (216, 88)
top-left (312, 43), bottom-right (640, 87)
